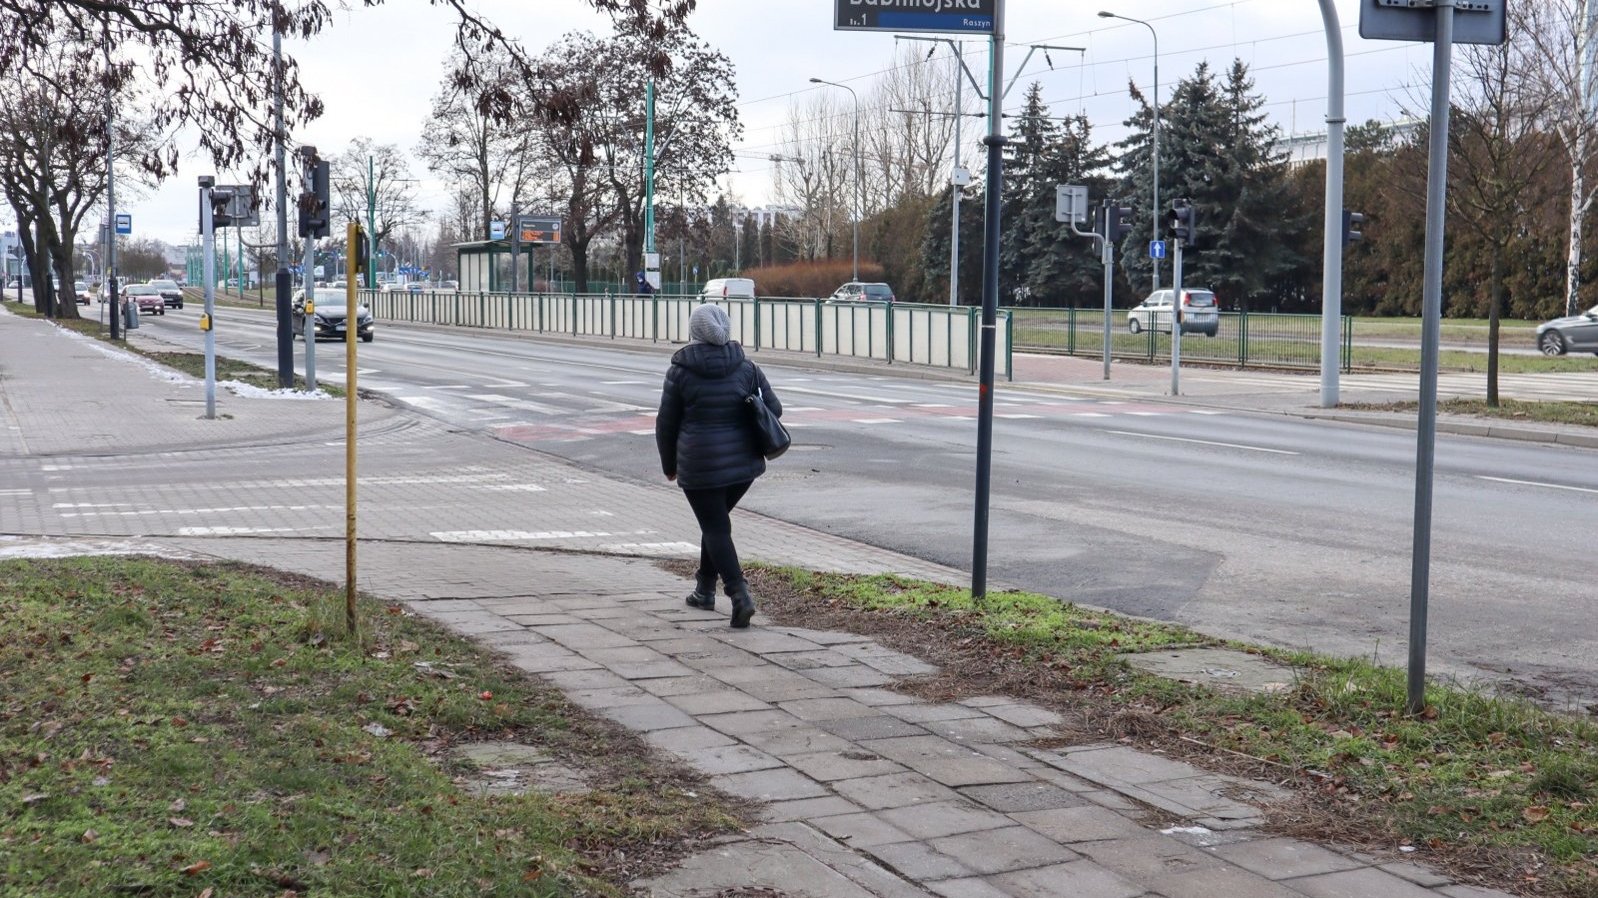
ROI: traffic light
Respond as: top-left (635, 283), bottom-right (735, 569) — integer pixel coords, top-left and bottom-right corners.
top-left (1165, 198), bottom-right (1196, 245)
top-left (1104, 202), bottom-right (1134, 242)
top-left (298, 160), bottom-right (330, 239)
top-left (210, 187), bottom-right (235, 228)
top-left (1342, 209), bottom-right (1365, 247)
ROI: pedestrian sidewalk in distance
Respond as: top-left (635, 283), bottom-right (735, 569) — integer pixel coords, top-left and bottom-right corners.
top-left (0, 305), bottom-right (378, 456)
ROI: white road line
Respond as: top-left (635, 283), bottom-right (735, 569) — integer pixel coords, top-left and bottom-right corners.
top-left (1189, 409), bottom-right (1227, 415)
top-left (1104, 430), bottom-right (1299, 455)
top-left (783, 386), bottom-right (916, 404)
top-left (853, 418), bottom-right (901, 424)
top-left (426, 384), bottom-right (474, 390)
top-left (1070, 412), bottom-right (1111, 418)
top-left (1478, 476), bottom-right (1598, 495)
top-left (175, 527), bottom-right (303, 536)
top-left (1124, 412), bottom-right (1164, 417)
top-left (996, 414), bottom-right (1042, 419)
top-left (602, 380), bottom-right (646, 385)
top-left (431, 529), bottom-right (654, 543)
top-left (0, 489), bottom-right (31, 496)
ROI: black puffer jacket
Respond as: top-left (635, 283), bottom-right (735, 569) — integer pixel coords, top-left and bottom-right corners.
top-left (656, 341), bottom-right (781, 490)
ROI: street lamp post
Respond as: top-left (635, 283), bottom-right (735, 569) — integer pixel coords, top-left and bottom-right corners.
top-left (1099, 11), bottom-right (1160, 293)
top-left (809, 77), bottom-right (861, 282)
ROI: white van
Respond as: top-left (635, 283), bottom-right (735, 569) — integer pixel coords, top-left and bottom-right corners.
top-left (699, 277), bottom-right (756, 301)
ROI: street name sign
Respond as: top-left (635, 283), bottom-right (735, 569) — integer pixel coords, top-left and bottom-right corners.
top-left (1359, 0), bottom-right (1506, 46)
top-left (834, 0), bottom-right (996, 34)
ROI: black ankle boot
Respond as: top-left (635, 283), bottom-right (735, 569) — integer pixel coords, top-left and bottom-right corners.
top-left (728, 583), bottom-right (755, 629)
top-left (685, 573), bottom-right (716, 611)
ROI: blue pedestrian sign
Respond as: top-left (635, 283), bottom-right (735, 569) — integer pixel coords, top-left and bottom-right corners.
top-left (115, 213), bottom-right (131, 235)
top-left (1149, 240), bottom-right (1166, 260)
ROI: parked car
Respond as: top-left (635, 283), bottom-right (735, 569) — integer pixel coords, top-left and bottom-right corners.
top-left (73, 281), bottom-right (89, 305)
top-left (122, 284), bottom-right (165, 315)
top-left (148, 279), bottom-right (184, 309)
top-left (1127, 288), bottom-right (1219, 337)
top-left (291, 292), bottom-right (374, 342)
top-left (828, 281), bottom-right (895, 304)
top-left (699, 277), bottom-right (757, 301)
top-left (1536, 304), bottom-right (1598, 355)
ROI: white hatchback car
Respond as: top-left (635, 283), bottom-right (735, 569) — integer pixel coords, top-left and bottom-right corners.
top-left (1128, 288), bottom-right (1220, 337)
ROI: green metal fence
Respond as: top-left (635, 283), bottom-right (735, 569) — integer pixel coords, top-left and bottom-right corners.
top-left (362, 291), bottom-right (1014, 380)
top-left (1006, 307), bottom-right (1353, 371)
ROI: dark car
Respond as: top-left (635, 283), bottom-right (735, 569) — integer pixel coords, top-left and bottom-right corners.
top-left (148, 279), bottom-right (184, 309)
top-left (122, 284), bottom-right (165, 315)
top-left (1537, 304), bottom-right (1598, 356)
top-left (291, 291), bottom-right (374, 342)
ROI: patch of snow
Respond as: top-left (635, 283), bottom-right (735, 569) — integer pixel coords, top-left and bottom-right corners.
top-left (220, 380), bottom-right (334, 401)
top-left (54, 326), bottom-right (193, 385)
top-left (1160, 826), bottom-right (1214, 836)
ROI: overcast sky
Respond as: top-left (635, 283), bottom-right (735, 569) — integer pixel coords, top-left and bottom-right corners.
top-left (115, 0), bottom-right (1437, 248)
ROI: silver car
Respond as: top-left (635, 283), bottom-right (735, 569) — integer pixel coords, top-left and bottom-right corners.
top-left (1536, 304), bottom-right (1598, 356)
top-left (1128, 288), bottom-right (1220, 337)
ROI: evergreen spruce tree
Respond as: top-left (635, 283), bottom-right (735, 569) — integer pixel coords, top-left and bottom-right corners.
top-left (999, 83), bottom-right (1062, 304)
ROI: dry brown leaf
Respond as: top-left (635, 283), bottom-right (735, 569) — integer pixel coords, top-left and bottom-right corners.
top-left (180, 860), bottom-right (211, 875)
top-left (1523, 806), bottom-right (1551, 823)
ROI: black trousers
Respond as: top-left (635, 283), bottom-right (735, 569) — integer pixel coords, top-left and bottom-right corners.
top-left (682, 480), bottom-right (753, 595)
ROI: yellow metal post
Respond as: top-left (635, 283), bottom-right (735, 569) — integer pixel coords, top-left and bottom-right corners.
top-left (345, 221), bottom-right (359, 641)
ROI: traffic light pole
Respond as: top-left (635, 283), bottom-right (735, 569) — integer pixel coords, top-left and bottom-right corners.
top-left (1069, 201), bottom-right (1121, 381)
top-left (1170, 238), bottom-right (1183, 396)
top-left (300, 150), bottom-right (318, 392)
top-left (199, 178), bottom-right (218, 420)
top-left (970, 0), bottom-right (1006, 602)
top-left (273, 26), bottom-right (293, 389)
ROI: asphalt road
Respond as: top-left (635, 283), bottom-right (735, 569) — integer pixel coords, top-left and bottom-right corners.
top-left (135, 307), bottom-right (1598, 707)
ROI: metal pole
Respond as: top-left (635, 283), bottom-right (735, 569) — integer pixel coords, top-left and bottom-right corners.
top-left (1318, 0), bottom-right (1346, 408)
top-left (366, 155), bottom-right (376, 290)
top-left (104, 28), bottom-right (119, 341)
top-left (645, 80), bottom-right (656, 262)
top-left (1150, 26), bottom-right (1159, 293)
top-left (273, 26), bottom-right (293, 389)
top-left (972, 2), bottom-right (1006, 600)
top-left (303, 232), bottom-right (316, 391)
top-left (200, 179), bottom-right (217, 419)
top-left (1171, 238), bottom-right (1183, 395)
top-left (344, 221), bottom-right (359, 641)
top-left (510, 203), bottom-right (520, 294)
top-left (951, 41), bottom-right (963, 307)
top-left (810, 78), bottom-right (862, 282)
top-left (1408, 0), bottom-right (1455, 716)
top-left (1103, 214), bottom-right (1114, 380)
top-left (851, 88), bottom-right (860, 282)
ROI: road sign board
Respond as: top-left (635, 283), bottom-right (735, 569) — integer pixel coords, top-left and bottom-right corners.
top-left (834, 0), bottom-right (995, 34)
top-left (114, 213), bottom-right (131, 235)
top-left (1054, 184), bottom-right (1089, 225)
top-left (516, 216), bottom-right (562, 245)
top-left (489, 219), bottom-right (506, 241)
top-left (1359, 0), bottom-right (1505, 46)
top-left (1149, 240), bottom-right (1167, 260)
top-left (213, 185), bottom-right (260, 228)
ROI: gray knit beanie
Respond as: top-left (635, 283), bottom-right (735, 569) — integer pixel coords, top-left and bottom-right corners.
top-left (689, 303), bottom-right (731, 346)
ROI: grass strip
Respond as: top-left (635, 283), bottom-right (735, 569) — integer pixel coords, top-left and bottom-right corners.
top-left (752, 567), bottom-right (1598, 897)
top-left (1348, 398), bottom-right (1598, 428)
top-left (0, 556), bottom-right (740, 897)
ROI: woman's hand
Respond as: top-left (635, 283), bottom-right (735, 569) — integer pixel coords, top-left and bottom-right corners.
top-left (666, 473), bottom-right (676, 482)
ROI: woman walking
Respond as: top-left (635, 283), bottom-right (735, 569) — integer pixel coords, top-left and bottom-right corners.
top-left (656, 304), bottom-right (781, 629)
